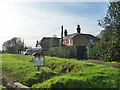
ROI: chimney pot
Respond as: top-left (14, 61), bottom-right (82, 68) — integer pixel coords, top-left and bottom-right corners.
top-left (64, 29), bottom-right (68, 36)
top-left (37, 40), bottom-right (38, 44)
top-left (77, 25), bottom-right (81, 34)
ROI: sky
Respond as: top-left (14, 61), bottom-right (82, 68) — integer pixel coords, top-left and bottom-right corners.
top-left (0, 0), bottom-right (109, 50)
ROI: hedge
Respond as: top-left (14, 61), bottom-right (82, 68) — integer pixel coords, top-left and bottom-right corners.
top-left (49, 46), bottom-right (87, 59)
top-left (88, 41), bottom-right (120, 62)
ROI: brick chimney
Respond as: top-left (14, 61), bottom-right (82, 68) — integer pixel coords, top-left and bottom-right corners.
top-left (76, 25), bottom-right (81, 34)
top-left (64, 29), bottom-right (68, 36)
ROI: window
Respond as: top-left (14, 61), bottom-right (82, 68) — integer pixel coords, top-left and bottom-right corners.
top-left (90, 39), bottom-right (93, 44)
top-left (68, 39), bottom-right (71, 45)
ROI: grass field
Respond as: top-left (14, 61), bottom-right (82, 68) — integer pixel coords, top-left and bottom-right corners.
top-left (2, 54), bottom-right (120, 88)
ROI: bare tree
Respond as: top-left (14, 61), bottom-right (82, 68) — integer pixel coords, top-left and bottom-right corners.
top-left (2, 37), bottom-right (24, 54)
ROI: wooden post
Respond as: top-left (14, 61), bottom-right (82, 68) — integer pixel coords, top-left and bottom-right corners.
top-left (61, 25), bottom-right (63, 46)
top-left (38, 66), bottom-right (40, 71)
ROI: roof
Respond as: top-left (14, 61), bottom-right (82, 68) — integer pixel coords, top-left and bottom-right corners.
top-left (38, 37), bottom-right (61, 50)
top-left (63, 33), bottom-right (100, 40)
top-left (38, 37), bottom-right (52, 44)
top-left (38, 37), bottom-right (61, 44)
top-left (81, 34), bottom-right (100, 40)
top-left (63, 33), bottom-right (77, 40)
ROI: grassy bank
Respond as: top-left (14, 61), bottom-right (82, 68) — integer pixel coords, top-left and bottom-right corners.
top-left (0, 85), bottom-right (7, 90)
top-left (2, 54), bottom-right (120, 88)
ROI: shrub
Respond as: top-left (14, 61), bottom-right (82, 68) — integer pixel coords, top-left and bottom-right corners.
top-left (49, 46), bottom-right (87, 59)
top-left (88, 41), bottom-right (120, 62)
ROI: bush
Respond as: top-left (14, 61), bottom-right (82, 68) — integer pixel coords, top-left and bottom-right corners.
top-left (49, 46), bottom-right (87, 59)
top-left (88, 41), bottom-right (120, 62)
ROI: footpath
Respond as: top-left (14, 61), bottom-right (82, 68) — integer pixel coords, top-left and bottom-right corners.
top-left (79, 60), bottom-right (120, 68)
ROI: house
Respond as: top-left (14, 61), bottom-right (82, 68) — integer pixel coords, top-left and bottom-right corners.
top-left (36, 25), bottom-right (100, 51)
top-left (96, 30), bottom-right (105, 39)
top-left (36, 37), bottom-right (60, 51)
top-left (62, 25), bottom-right (100, 47)
top-left (36, 37), bottom-right (52, 51)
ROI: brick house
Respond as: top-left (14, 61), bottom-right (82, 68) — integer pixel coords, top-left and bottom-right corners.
top-left (36, 25), bottom-right (100, 51)
top-left (36, 37), bottom-right (60, 51)
top-left (62, 25), bottom-right (100, 47)
top-left (36, 37), bottom-right (52, 51)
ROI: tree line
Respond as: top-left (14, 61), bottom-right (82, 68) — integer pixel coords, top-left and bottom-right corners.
top-left (2, 37), bottom-right (29, 54)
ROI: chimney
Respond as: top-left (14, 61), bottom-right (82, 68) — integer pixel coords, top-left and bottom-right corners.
top-left (64, 29), bottom-right (68, 36)
top-left (37, 40), bottom-right (38, 44)
top-left (36, 40), bottom-right (38, 47)
top-left (76, 25), bottom-right (81, 34)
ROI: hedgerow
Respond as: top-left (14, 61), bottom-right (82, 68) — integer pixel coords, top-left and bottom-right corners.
top-left (49, 46), bottom-right (87, 59)
top-left (88, 41), bottom-right (120, 62)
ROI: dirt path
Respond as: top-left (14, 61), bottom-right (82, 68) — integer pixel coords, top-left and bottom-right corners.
top-left (78, 60), bottom-right (120, 68)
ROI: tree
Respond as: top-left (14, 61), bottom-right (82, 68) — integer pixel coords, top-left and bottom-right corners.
top-left (98, 1), bottom-right (120, 42)
top-left (97, 1), bottom-right (120, 61)
top-left (2, 37), bottom-right (24, 54)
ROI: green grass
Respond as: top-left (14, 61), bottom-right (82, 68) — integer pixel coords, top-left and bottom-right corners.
top-left (0, 85), bottom-right (7, 90)
top-left (2, 54), bottom-right (35, 80)
top-left (2, 54), bottom-right (120, 88)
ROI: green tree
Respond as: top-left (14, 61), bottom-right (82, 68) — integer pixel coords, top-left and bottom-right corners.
top-left (96, 1), bottom-right (120, 61)
top-left (98, 1), bottom-right (120, 42)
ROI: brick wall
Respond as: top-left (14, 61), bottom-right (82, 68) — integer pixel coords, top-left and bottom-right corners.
top-left (73, 34), bottom-right (88, 46)
top-left (63, 34), bottom-right (99, 47)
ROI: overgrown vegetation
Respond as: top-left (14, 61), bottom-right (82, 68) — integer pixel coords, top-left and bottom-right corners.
top-left (88, 1), bottom-right (120, 62)
top-left (49, 46), bottom-right (87, 59)
top-left (98, 1), bottom-right (120, 42)
top-left (2, 54), bottom-right (120, 88)
top-left (88, 41), bottom-right (120, 62)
